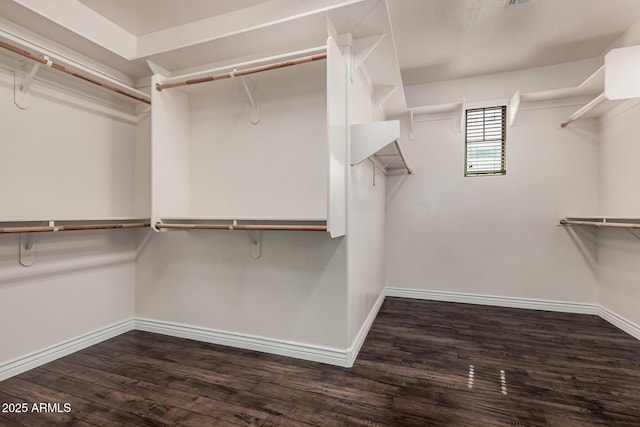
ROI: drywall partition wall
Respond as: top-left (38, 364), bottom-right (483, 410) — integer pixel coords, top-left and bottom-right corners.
top-left (0, 230), bottom-right (136, 379)
top-left (597, 102), bottom-right (640, 329)
top-left (150, 73), bottom-right (190, 227)
top-left (135, 113), bottom-right (151, 217)
top-left (135, 230), bottom-right (349, 361)
top-left (346, 63), bottom-right (387, 352)
top-left (140, 46), bottom-right (352, 365)
top-left (386, 100), bottom-right (599, 304)
top-left (327, 36), bottom-right (347, 237)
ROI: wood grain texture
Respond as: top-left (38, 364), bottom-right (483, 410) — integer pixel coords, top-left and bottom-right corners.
top-left (1, 298), bottom-right (639, 426)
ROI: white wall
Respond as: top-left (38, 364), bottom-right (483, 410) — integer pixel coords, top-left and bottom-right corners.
top-left (135, 230), bottom-right (347, 348)
top-left (0, 65), bottom-right (141, 221)
top-left (188, 61), bottom-right (327, 219)
top-left (0, 59), bottom-right (142, 372)
top-left (598, 105), bottom-right (640, 216)
top-left (0, 230), bottom-right (136, 365)
top-left (386, 101), bottom-right (599, 303)
top-left (597, 102), bottom-right (640, 327)
top-left (135, 114), bottom-right (151, 217)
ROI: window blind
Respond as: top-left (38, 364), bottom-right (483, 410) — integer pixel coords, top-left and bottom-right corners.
top-left (465, 106), bottom-right (506, 176)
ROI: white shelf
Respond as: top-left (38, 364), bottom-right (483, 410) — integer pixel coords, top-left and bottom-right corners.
top-left (350, 120), bottom-right (412, 175)
top-left (161, 217), bottom-right (326, 223)
top-left (156, 218), bottom-right (327, 232)
top-left (404, 45), bottom-right (640, 127)
top-left (521, 66), bottom-right (604, 103)
top-left (560, 217), bottom-right (640, 230)
top-left (0, 217), bottom-right (149, 224)
top-left (0, 218), bottom-right (150, 234)
top-left (151, 43), bottom-right (343, 236)
top-left (560, 45), bottom-right (640, 127)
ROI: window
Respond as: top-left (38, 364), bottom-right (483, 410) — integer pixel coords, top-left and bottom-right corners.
top-left (465, 106), bottom-right (506, 176)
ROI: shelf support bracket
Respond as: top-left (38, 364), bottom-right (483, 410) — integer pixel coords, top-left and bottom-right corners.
top-left (627, 229), bottom-right (640, 241)
top-left (509, 90), bottom-right (520, 127)
top-left (239, 75), bottom-right (260, 125)
top-left (455, 98), bottom-right (466, 133)
top-left (408, 110), bottom-right (416, 141)
top-left (353, 34), bottom-right (384, 72)
top-left (248, 230), bottom-right (262, 259)
top-left (374, 84), bottom-right (397, 110)
top-left (369, 158), bottom-right (376, 186)
top-left (19, 233), bottom-right (37, 267)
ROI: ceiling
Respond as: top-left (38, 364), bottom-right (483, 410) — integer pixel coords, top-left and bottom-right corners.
top-left (78, 0), bottom-right (271, 36)
top-left (389, 0), bottom-right (640, 85)
top-left (2, 0), bottom-right (640, 88)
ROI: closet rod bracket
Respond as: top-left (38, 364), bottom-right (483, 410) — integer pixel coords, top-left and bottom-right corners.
top-left (238, 75), bottom-right (260, 125)
top-left (248, 230), bottom-right (262, 259)
top-left (408, 110), bottom-right (416, 141)
top-left (14, 60), bottom-right (46, 109)
top-left (19, 233), bottom-right (37, 267)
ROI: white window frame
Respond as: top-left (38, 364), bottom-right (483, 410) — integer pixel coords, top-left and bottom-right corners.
top-left (464, 105), bottom-right (507, 177)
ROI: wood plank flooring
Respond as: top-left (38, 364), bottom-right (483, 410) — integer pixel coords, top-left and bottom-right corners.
top-left (1, 298), bottom-right (640, 426)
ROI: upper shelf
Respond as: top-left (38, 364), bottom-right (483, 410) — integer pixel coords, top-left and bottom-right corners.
top-left (0, 38), bottom-right (150, 106)
top-left (402, 45), bottom-right (640, 129)
top-left (351, 120), bottom-right (412, 175)
top-left (560, 45), bottom-right (640, 127)
top-left (0, 218), bottom-right (150, 234)
top-left (560, 217), bottom-right (640, 230)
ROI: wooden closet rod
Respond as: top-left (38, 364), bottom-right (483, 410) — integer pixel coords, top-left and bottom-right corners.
top-left (560, 219), bottom-right (640, 229)
top-left (0, 222), bottom-right (150, 234)
top-left (0, 39), bottom-right (151, 105)
top-left (155, 223), bottom-right (327, 232)
top-left (155, 53), bottom-right (327, 91)
top-left (394, 140), bottom-right (413, 175)
top-left (560, 93), bottom-right (606, 128)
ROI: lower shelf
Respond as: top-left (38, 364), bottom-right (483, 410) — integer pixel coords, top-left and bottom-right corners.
top-left (156, 218), bottom-right (327, 232)
top-left (0, 219), bottom-right (150, 234)
top-left (154, 218), bottom-right (327, 231)
top-left (560, 217), bottom-right (640, 229)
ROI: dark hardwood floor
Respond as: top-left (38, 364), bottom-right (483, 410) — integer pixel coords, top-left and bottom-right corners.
top-left (1, 298), bottom-right (640, 426)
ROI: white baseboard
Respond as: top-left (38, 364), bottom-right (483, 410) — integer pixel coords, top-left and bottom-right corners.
top-left (135, 318), bottom-right (350, 367)
top-left (385, 287), bottom-right (599, 315)
top-left (4, 292), bottom-right (638, 382)
top-left (598, 306), bottom-right (640, 341)
top-left (0, 318), bottom-right (135, 382)
top-left (346, 289), bottom-right (385, 367)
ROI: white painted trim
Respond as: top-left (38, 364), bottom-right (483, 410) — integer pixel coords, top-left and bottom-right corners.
top-left (385, 287), bottom-right (599, 315)
top-left (0, 318), bottom-right (135, 382)
top-left (598, 306), bottom-right (640, 341)
top-left (135, 318), bottom-right (349, 367)
top-left (4, 292), bottom-right (638, 383)
top-left (346, 289), bottom-right (385, 367)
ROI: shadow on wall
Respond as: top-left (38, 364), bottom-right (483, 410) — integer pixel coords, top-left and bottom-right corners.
top-left (0, 230), bottom-right (136, 286)
top-left (562, 226), bottom-right (598, 275)
top-left (136, 228), bottom-right (345, 273)
top-left (386, 174), bottom-right (411, 205)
